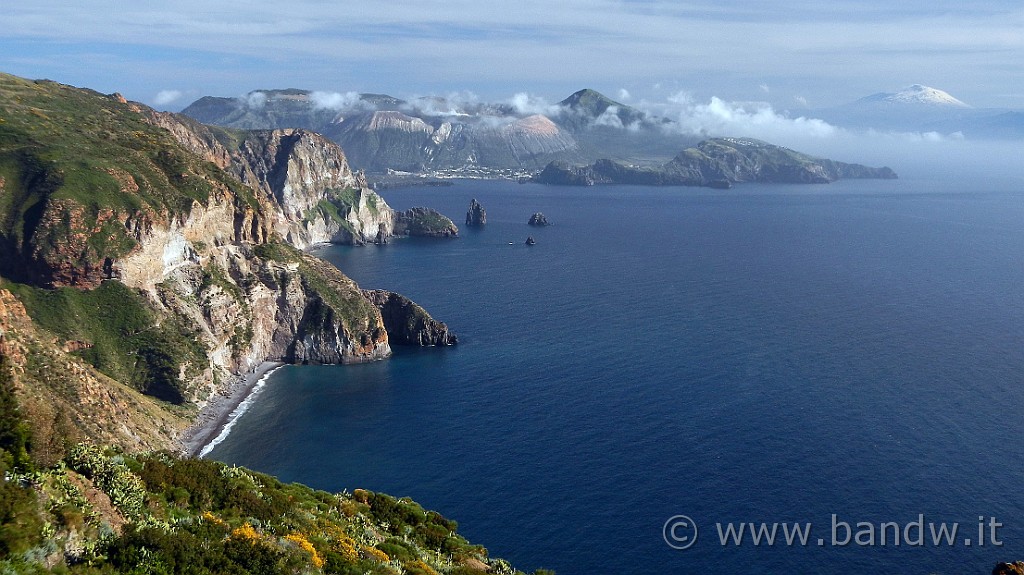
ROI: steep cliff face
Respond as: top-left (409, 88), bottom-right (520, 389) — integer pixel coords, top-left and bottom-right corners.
top-left (183, 92), bottom-right (584, 173)
top-left (142, 242), bottom-right (390, 400)
top-left (0, 287), bottom-right (186, 463)
top-left (230, 129), bottom-right (395, 247)
top-left (363, 290), bottom-right (458, 346)
top-left (145, 111), bottom-right (396, 248)
top-left (0, 73), bottom-right (425, 451)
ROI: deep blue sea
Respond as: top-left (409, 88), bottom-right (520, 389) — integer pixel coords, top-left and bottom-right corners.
top-left (208, 175), bottom-right (1024, 574)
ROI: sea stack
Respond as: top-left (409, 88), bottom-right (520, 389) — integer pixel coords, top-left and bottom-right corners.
top-left (528, 212), bottom-right (550, 226)
top-left (525, 236), bottom-right (536, 245)
top-left (466, 198), bottom-right (487, 227)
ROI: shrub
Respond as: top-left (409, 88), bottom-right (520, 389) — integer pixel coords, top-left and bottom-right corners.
top-left (66, 444), bottom-right (146, 520)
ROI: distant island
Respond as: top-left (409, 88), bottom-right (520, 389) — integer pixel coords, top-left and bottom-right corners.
top-left (532, 138), bottom-right (897, 188)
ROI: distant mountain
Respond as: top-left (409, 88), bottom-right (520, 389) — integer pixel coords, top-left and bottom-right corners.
top-left (812, 84), bottom-right (1024, 139)
top-left (181, 87), bottom-right (702, 174)
top-left (557, 88), bottom-right (648, 129)
top-left (851, 84), bottom-right (971, 108)
top-left (533, 138), bottom-right (897, 187)
top-left (182, 89), bottom-right (583, 173)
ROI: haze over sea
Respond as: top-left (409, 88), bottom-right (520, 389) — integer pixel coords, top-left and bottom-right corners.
top-left (208, 174), bottom-right (1024, 574)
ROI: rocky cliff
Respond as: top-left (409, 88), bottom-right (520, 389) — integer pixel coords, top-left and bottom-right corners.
top-left (0, 72), bottom-right (453, 456)
top-left (533, 137), bottom-right (898, 187)
top-left (363, 290), bottom-right (458, 346)
top-left (144, 112), bottom-right (395, 248)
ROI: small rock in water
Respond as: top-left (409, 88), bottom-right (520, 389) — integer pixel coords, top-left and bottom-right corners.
top-left (466, 198), bottom-right (487, 227)
top-left (525, 236), bottom-right (536, 245)
top-left (528, 212), bottom-right (551, 226)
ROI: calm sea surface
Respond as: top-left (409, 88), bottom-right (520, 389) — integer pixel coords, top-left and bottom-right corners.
top-left (208, 176), bottom-right (1024, 574)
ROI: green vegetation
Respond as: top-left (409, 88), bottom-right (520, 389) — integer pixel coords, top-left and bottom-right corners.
top-left (3, 279), bottom-right (206, 403)
top-left (0, 444), bottom-right (546, 575)
top-left (253, 242), bottom-right (381, 335)
top-left (205, 125), bottom-right (249, 153)
top-left (312, 198), bottom-right (357, 236)
top-left (0, 71), bottom-right (540, 575)
top-left (0, 357), bottom-right (32, 470)
top-left (395, 208), bottom-right (457, 237)
top-left (0, 72), bottom-right (259, 283)
top-left (306, 187), bottom-right (381, 236)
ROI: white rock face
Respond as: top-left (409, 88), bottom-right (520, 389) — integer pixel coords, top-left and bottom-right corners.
top-left (230, 129), bottom-right (396, 248)
top-left (112, 113), bottom-right (395, 404)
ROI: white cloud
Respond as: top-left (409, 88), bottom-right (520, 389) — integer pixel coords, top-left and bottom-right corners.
top-left (593, 106), bottom-right (624, 129)
top-left (401, 91), bottom-right (482, 117)
top-left (241, 91), bottom-right (267, 109)
top-left (617, 88), bottom-right (631, 101)
top-left (759, 84), bottom-right (770, 94)
top-left (794, 95), bottom-right (809, 107)
top-left (310, 90), bottom-right (365, 111)
top-left (153, 89), bottom-right (182, 106)
top-left (507, 92), bottom-right (560, 116)
top-left (651, 93), bottom-right (839, 143)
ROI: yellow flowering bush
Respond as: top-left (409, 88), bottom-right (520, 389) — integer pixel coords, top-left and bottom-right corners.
top-left (362, 546), bottom-right (391, 563)
top-left (230, 523), bottom-right (261, 543)
top-left (284, 533), bottom-right (325, 569)
top-left (403, 559), bottom-right (439, 575)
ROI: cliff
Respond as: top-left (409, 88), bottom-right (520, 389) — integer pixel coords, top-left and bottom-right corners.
top-left (0, 72), bottom-right (453, 457)
top-left (532, 138), bottom-right (898, 187)
top-left (363, 290), bottom-right (458, 346)
top-left (143, 112), bottom-right (395, 248)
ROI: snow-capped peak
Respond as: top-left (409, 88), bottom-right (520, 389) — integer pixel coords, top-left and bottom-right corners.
top-left (857, 84), bottom-right (971, 108)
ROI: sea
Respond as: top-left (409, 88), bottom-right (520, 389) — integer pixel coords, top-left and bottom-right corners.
top-left (207, 173), bottom-right (1024, 574)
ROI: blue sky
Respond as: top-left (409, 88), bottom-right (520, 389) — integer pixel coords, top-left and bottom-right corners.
top-left (2, 1), bottom-right (1023, 111)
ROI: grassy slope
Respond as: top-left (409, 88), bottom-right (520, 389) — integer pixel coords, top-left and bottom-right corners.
top-left (2, 280), bottom-right (206, 404)
top-left (0, 73), bottom-right (258, 281)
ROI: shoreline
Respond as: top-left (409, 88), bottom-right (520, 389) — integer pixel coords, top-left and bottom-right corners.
top-left (179, 361), bottom-right (285, 458)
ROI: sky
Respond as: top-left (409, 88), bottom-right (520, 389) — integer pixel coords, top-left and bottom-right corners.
top-left (2, 1), bottom-right (1023, 112)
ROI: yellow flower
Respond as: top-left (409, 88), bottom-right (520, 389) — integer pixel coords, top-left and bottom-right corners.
top-left (363, 546), bottom-right (391, 563)
top-left (284, 533), bottom-right (325, 569)
top-left (201, 511), bottom-right (227, 528)
top-left (230, 523), bottom-right (261, 542)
